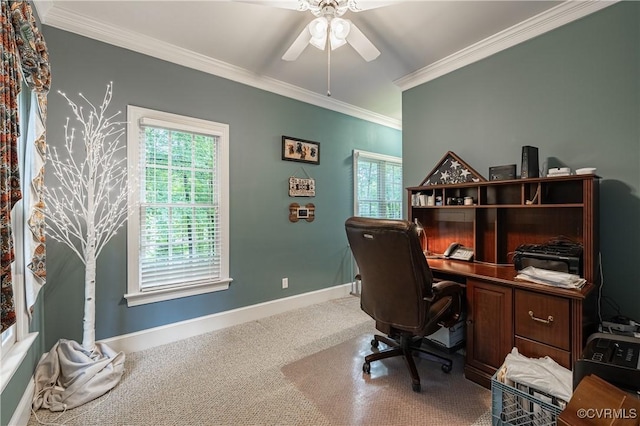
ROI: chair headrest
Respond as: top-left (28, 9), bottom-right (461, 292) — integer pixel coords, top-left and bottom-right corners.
top-left (345, 217), bottom-right (414, 234)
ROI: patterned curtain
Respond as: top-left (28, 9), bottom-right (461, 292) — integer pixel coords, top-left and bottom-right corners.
top-left (1, 0), bottom-right (50, 332)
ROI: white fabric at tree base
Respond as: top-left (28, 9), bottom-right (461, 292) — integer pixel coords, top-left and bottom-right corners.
top-left (32, 339), bottom-right (125, 411)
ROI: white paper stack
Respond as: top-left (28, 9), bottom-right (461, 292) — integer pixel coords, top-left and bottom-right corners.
top-left (515, 266), bottom-right (586, 289)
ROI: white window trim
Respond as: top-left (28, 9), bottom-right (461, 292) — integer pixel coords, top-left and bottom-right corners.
top-left (125, 106), bottom-right (231, 307)
top-left (1, 262), bottom-right (36, 394)
top-left (352, 149), bottom-right (402, 216)
top-left (1, 330), bottom-right (38, 393)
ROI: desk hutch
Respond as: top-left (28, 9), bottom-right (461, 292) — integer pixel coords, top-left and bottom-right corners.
top-left (407, 174), bottom-right (600, 388)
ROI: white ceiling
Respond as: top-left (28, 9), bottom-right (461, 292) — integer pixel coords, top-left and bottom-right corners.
top-left (34, 1), bottom-right (616, 129)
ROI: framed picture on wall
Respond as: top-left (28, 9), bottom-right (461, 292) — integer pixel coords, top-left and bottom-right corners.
top-left (282, 136), bottom-right (320, 165)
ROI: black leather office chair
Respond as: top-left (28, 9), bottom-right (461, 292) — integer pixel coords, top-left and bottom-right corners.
top-left (345, 217), bottom-right (463, 392)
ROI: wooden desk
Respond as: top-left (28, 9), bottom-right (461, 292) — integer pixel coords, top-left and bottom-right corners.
top-left (408, 175), bottom-right (600, 388)
top-left (427, 258), bottom-right (598, 389)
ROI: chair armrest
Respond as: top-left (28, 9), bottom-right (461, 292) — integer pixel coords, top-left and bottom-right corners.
top-left (431, 280), bottom-right (463, 298)
top-left (430, 280), bottom-right (463, 327)
top-left (421, 280), bottom-right (461, 303)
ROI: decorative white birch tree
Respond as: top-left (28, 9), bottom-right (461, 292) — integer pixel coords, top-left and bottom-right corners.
top-left (43, 82), bottom-right (128, 351)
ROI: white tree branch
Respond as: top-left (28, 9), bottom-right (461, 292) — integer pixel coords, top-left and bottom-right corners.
top-left (45, 83), bottom-right (129, 350)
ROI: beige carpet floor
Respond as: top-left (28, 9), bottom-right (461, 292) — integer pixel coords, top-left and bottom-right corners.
top-left (29, 296), bottom-right (491, 426)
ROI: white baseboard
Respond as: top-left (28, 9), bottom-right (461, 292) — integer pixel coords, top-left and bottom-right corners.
top-left (9, 378), bottom-right (34, 426)
top-left (101, 283), bottom-right (353, 354)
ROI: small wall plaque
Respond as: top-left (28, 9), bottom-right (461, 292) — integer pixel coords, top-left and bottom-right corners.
top-left (289, 203), bottom-right (315, 222)
top-left (289, 176), bottom-right (315, 197)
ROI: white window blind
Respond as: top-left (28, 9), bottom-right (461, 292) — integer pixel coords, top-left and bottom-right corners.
top-left (138, 122), bottom-right (220, 289)
top-left (353, 150), bottom-right (402, 219)
top-left (126, 107), bottom-right (230, 306)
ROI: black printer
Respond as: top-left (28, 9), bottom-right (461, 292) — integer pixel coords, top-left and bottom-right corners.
top-left (573, 333), bottom-right (640, 392)
top-left (513, 242), bottom-right (583, 276)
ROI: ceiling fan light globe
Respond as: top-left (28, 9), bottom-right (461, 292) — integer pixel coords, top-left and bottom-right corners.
top-left (329, 34), bottom-right (347, 50)
top-left (330, 17), bottom-right (350, 40)
top-left (308, 17), bottom-right (328, 39)
top-left (309, 34), bottom-right (327, 50)
top-left (310, 36), bottom-right (327, 50)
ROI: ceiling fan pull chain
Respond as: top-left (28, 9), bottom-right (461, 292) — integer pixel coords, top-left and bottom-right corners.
top-left (327, 45), bottom-right (331, 97)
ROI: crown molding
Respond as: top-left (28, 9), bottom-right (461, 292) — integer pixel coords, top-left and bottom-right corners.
top-left (394, 0), bottom-right (619, 91)
top-left (36, 3), bottom-right (402, 130)
top-left (32, 0), bottom-right (53, 22)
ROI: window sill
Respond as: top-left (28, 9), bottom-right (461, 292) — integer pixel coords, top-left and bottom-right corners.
top-left (124, 278), bottom-right (232, 307)
top-left (1, 332), bottom-right (39, 393)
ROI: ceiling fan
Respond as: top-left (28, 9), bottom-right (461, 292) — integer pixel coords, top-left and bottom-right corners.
top-left (241, 0), bottom-right (391, 96)
top-left (281, 0), bottom-right (384, 62)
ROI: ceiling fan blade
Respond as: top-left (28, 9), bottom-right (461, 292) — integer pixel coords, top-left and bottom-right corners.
top-left (235, 1), bottom-right (307, 11)
top-left (238, 0), bottom-right (398, 12)
top-left (345, 21), bottom-right (380, 62)
top-left (348, 0), bottom-right (398, 12)
top-left (282, 26), bottom-right (312, 61)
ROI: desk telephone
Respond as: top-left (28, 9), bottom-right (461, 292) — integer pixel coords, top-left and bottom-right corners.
top-left (444, 242), bottom-right (474, 261)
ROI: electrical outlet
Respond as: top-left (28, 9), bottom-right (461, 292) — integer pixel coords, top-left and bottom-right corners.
top-left (282, 278), bottom-right (288, 289)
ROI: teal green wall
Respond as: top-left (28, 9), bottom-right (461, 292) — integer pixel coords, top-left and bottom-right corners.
top-left (403, 2), bottom-right (639, 320)
top-left (40, 27), bottom-right (401, 348)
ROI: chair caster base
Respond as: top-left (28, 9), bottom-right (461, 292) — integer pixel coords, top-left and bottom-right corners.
top-left (441, 363), bottom-right (452, 373)
top-left (363, 362), bottom-right (371, 374)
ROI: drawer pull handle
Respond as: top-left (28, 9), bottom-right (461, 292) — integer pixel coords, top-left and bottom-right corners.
top-left (528, 310), bottom-right (553, 324)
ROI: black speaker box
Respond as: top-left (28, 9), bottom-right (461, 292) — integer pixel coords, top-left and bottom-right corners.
top-left (489, 164), bottom-right (516, 181)
top-left (521, 146), bottom-right (539, 179)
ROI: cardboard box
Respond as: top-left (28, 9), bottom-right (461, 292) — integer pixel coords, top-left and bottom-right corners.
top-left (558, 374), bottom-right (640, 426)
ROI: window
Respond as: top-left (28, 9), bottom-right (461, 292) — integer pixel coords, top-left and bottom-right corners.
top-left (125, 107), bottom-right (231, 307)
top-left (1, 87), bottom-right (38, 393)
top-left (353, 150), bottom-right (402, 219)
top-left (1, 89), bottom-right (25, 361)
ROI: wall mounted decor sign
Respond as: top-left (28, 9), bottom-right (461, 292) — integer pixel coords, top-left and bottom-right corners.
top-left (288, 166), bottom-right (315, 197)
top-left (420, 151), bottom-right (487, 186)
top-left (289, 203), bottom-right (315, 222)
top-left (282, 136), bottom-right (320, 165)
top-left (289, 177), bottom-right (315, 197)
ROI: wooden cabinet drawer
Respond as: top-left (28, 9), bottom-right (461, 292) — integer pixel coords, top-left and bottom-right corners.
top-left (515, 336), bottom-right (571, 369)
top-left (514, 290), bottom-right (570, 350)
